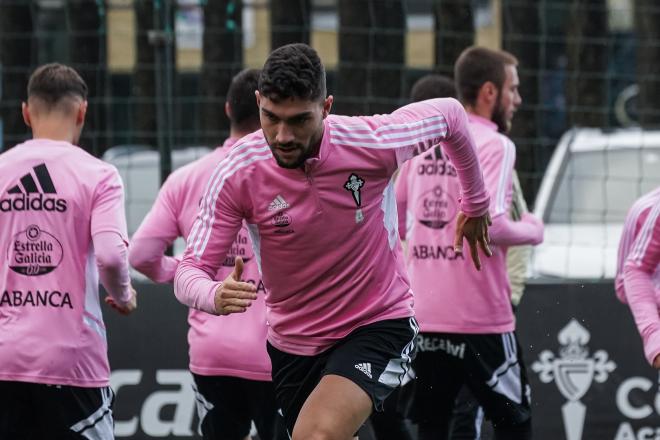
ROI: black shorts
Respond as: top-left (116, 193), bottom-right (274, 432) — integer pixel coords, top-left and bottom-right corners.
top-left (192, 374), bottom-right (288, 440)
top-left (368, 371), bottom-right (417, 440)
top-left (411, 331), bottom-right (531, 428)
top-left (267, 317), bottom-right (418, 435)
top-left (0, 380), bottom-right (115, 439)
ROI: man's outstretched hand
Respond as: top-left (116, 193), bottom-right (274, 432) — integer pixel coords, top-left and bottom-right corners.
top-left (214, 256), bottom-right (257, 315)
top-left (454, 211), bottom-right (492, 271)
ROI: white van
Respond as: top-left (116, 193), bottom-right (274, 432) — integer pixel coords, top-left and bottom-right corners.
top-left (531, 128), bottom-right (660, 280)
top-left (103, 145), bottom-right (212, 280)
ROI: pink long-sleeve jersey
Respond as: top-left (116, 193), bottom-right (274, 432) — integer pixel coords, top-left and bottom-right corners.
top-left (617, 187), bottom-right (660, 365)
top-left (395, 114), bottom-right (543, 334)
top-left (130, 139), bottom-right (271, 380)
top-left (175, 98), bottom-right (490, 356)
top-left (0, 139), bottom-right (132, 387)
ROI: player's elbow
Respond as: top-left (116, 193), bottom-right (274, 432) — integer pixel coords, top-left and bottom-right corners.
top-left (525, 213), bottom-right (545, 245)
top-left (128, 247), bottom-right (150, 274)
top-left (489, 214), bottom-right (544, 246)
top-left (530, 228), bottom-right (544, 246)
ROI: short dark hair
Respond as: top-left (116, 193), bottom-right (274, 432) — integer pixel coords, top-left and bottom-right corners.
top-left (27, 63), bottom-right (88, 109)
top-left (454, 46), bottom-right (518, 107)
top-left (227, 68), bottom-right (260, 132)
top-left (258, 43), bottom-right (326, 102)
top-left (410, 74), bottom-right (457, 102)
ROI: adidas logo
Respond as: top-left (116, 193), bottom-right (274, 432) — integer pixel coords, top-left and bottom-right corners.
top-left (423, 146), bottom-right (445, 161)
top-left (0, 163), bottom-right (67, 213)
top-left (268, 195), bottom-right (289, 211)
top-left (355, 362), bottom-right (372, 379)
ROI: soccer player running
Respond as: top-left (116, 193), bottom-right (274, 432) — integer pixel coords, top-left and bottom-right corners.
top-left (402, 75), bottom-right (533, 439)
top-left (175, 43), bottom-right (492, 440)
top-left (616, 187), bottom-right (660, 368)
top-left (395, 46), bottom-right (544, 440)
top-left (130, 69), bottom-right (287, 440)
top-left (0, 63), bottom-right (137, 439)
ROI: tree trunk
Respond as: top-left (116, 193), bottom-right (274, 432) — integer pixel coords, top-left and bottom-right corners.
top-left (566, 0), bottom-right (608, 127)
top-left (67, 0), bottom-right (107, 156)
top-left (134, 0), bottom-right (157, 148)
top-left (201, 0), bottom-right (243, 145)
top-left (0, 2), bottom-right (33, 150)
top-left (635, 0), bottom-right (660, 127)
top-left (502, 0), bottom-right (542, 204)
top-left (433, 0), bottom-right (473, 75)
top-left (271, 0), bottom-right (311, 49)
top-left (336, 0), bottom-right (405, 116)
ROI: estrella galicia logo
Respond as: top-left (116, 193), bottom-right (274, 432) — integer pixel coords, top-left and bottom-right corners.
top-left (221, 231), bottom-right (253, 267)
top-left (272, 211), bottom-right (294, 234)
top-left (0, 163), bottom-right (67, 213)
top-left (7, 225), bottom-right (64, 276)
top-left (344, 173), bottom-right (365, 207)
top-left (271, 212), bottom-right (292, 228)
top-left (416, 185), bottom-right (458, 229)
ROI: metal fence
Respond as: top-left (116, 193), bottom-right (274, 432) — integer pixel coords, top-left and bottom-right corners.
top-left (1, 0), bottom-right (658, 279)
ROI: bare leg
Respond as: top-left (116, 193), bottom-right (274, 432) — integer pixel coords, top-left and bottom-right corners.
top-left (292, 374), bottom-right (372, 440)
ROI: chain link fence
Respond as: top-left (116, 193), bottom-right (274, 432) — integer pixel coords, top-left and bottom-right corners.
top-left (1, 0), bottom-right (658, 278)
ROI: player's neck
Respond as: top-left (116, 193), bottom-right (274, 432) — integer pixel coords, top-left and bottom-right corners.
top-left (466, 104), bottom-right (493, 122)
top-left (229, 127), bottom-right (256, 141)
top-left (30, 119), bottom-right (79, 145)
top-left (309, 124), bottom-right (324, 159)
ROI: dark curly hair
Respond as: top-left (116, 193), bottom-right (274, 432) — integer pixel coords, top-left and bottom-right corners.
top-left (258, 43), bottom-right (326, 102)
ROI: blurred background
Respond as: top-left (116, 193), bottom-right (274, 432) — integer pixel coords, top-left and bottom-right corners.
top-left (1, 1), bottom-right (660, 439)
top-left (1, 1), bottom-right (658, 278)
top-left (0, 2), bottom-right (654, 187)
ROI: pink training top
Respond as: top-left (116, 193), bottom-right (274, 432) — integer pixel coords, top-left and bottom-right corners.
top-left (175, 98), bottom-right (490, 356)
top-left (396, 114), bottom-right (543, 334)
top-left (0, 139), bottom-right (132, 387)
top-left (618, 188), bottom-right (660, 365)
top-left (129, 139), bottom-right (271, 381)
top-left (615, 186), bottom-right (660, 303)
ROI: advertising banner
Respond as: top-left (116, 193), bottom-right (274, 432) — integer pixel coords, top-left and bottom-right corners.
top-left (518, 282), bottom-right (660, 440)
top-left (106, 281), bottom-right (660, 439)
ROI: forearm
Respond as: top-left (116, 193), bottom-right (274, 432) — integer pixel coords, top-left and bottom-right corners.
top-left (490, 213), bottom-right (544, 246)
top-left (624, 264), bottom-right (660, 365)
top-left (439, 100), bottom-right (490, 217)
top-left (129, 237), bottom-right (180, 284)
top-left (94, 231), bottom-right (132, 305)
top-left (173, 259), bottom-right (220, 314)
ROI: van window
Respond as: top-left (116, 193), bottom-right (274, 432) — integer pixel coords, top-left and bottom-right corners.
top-left (548, 148), bottom-right (660, 223)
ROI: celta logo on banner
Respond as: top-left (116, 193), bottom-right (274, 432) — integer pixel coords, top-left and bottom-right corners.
top-left (532, 319), bottom-right (616, 440)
